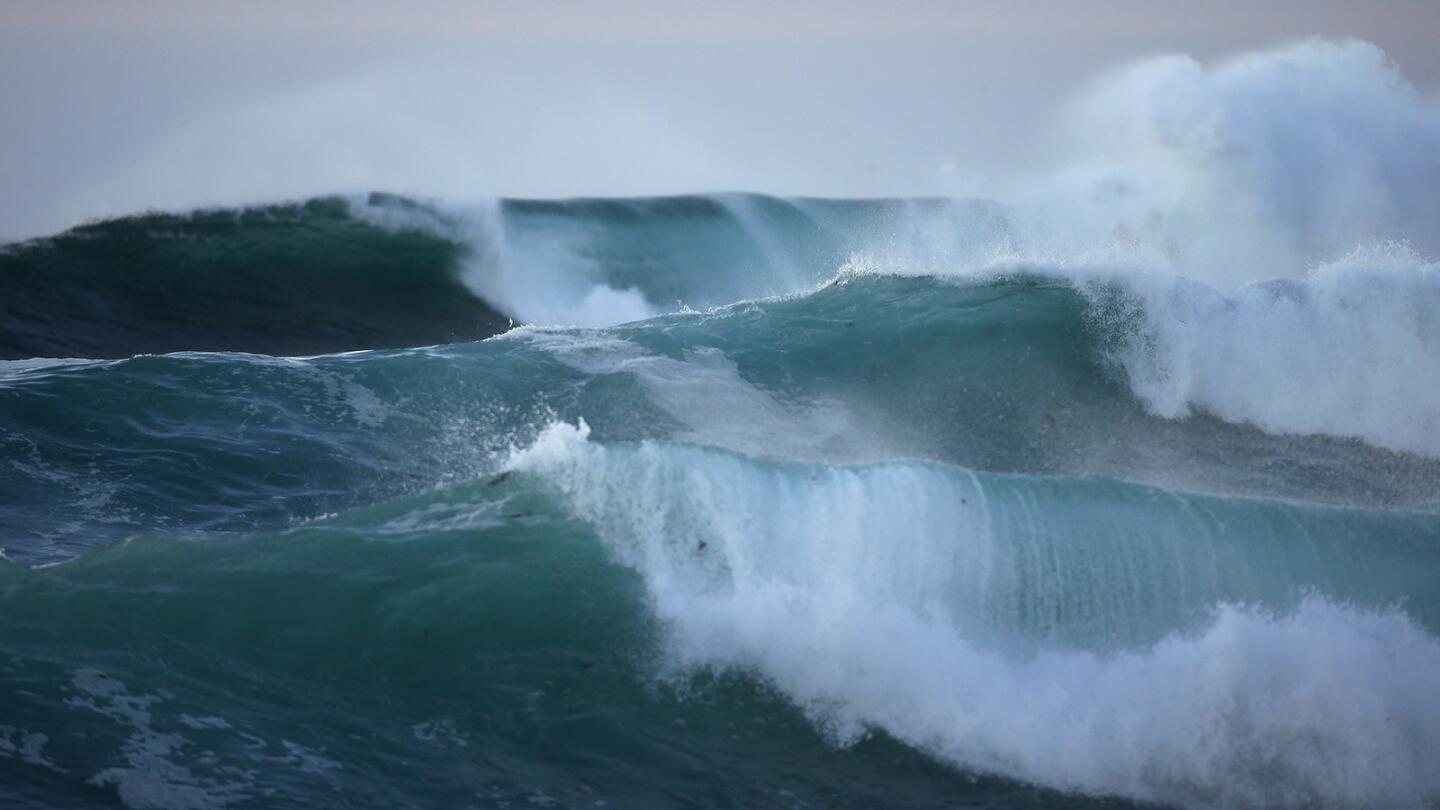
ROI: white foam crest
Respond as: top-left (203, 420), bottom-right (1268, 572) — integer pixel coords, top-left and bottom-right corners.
top-left (834, 241), bottom-right (1440, 459)
top-left (509, 425), bottom-right (1440, 809)
top-left (1090, 248), bottom-right (1440, 457)
top-left (346, 195), bottom-right (655, 328)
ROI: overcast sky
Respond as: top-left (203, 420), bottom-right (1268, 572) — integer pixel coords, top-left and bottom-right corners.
top-left (3, 0), bottom-right (1439, 240)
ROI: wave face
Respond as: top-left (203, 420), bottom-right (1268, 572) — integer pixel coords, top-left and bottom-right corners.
top-left (1, 191), bottom-right (1008, 359)
top-left (5, 38), bottom-right (1440, 810)
top-left (0, 197), bottom-right (511, 359)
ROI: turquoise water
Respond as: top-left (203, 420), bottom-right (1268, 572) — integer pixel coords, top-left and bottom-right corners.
top-left (3, 195), bottom-right (1440, 809)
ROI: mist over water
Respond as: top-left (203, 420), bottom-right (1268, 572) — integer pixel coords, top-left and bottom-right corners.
top-left (4, 37), bottom-right (1440, 810)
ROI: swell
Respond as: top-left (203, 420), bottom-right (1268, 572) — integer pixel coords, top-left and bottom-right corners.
top-left (0, 191), bottom-right (1013, 358)
top-left (2, 430), bottom-right (1438, 808)
top-left (11, 189), bottom-right (1439, 470)
top-left (352, 191), bottom-right (1012, 328)
top-left (574, 271), bottom-right (1440, 503)
top-left (12, 188), bottom-right (1435, 467)
top-left (6, 273), bottom-right (1439, 564)
top-left (0, 196), bottom-right (511, 359)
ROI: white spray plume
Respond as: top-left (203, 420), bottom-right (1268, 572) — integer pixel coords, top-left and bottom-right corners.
top-left (1012, 39), bottom-right (1440, 285)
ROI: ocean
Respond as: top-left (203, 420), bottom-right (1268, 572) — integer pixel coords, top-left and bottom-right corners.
top-left (4, 35), bottom-right (1440, 810)
top-left (2, 187), bottom-right (1439, 809)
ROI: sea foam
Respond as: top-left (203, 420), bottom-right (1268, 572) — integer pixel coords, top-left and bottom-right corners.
top-left (510, 421), bottom-right (1440, 809)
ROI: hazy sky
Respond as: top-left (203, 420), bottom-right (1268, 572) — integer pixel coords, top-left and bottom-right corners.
top-left (3, 0), bottom-right (1439, 240)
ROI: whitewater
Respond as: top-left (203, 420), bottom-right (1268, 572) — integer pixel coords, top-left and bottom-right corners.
top-left (3, 38), bottom-right (1440, 810)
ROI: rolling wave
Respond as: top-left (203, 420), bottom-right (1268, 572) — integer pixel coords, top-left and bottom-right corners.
top-left (0, 197), bottom-right (510, 359)
top-left (511, 421), bottom-right (1440, 808)
top-left (3, 421), bottom-right (1438, 808)
top-left (7, 273), bottom-right (1438, 565)
top-left (8, 187), bottom-right (1440, 463)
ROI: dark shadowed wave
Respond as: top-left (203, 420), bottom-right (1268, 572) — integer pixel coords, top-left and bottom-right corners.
top-left (0, 197), bottom-right (511, 359)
